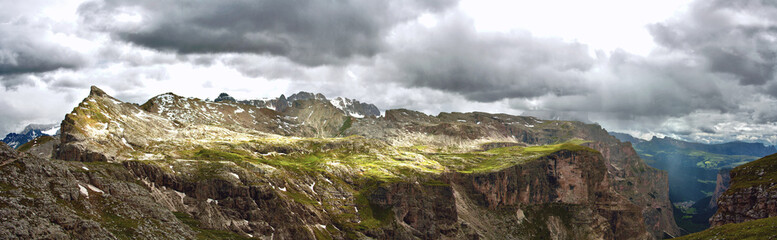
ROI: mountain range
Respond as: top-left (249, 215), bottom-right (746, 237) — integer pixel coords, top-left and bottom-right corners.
top-left (214, 92), bottom-right (381, 118)
top-left (1, 123), bottom-right (59, 149)
top-left (0, 86), bottom-right (682, 239)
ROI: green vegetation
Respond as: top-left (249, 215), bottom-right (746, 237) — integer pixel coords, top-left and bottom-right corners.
top-left (173, 212), bottom-right (253, 240)
top-left (431, 140), bottom-right (595, 174)
top-left (337, 117), bottom-right (352, 136)
top-left (353, 183), bottom-right (394, 229)
top-left (674, 216), bottom-right (777, 240)
top-left (101, 212), bottom-right (140, 239)
top-left (194, 149), bottom-right (245, 161)
top-left (284, 190), bottom-right (318, 205)
top-left (17, 136), bottom-right (54, 152)
top-left (174, 138), bottom-right (595, 183)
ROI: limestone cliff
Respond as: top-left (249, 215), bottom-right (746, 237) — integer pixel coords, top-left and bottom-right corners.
top-left (709, 168), bottom-right (731, 209)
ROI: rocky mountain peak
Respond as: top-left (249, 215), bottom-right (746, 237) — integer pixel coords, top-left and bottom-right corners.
top-left (214, 93), bottom-right (236, 102)
top-left (288, 91), bottom-right (326, 102)
top-left (88, 85), bottom-right (109, 98)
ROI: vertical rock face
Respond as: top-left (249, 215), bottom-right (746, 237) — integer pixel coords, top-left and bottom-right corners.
top-left (454, 150), bottom-right (650, 239)
top-left (711, 153), bottom-right (777, 227)
top-left (709, 168), bottom-right (731, 209)
top-left (586, 141), bottom-right (679, 238)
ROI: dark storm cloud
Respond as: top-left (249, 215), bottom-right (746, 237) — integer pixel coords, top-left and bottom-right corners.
top-left (699, 126), bottom-right (716, 134)
top-left (78, 0), bottom-right (457, 66)
top-left (649, 0), bottom-right (777, 85)
top-left (375, 13), bottom-right (595, 102)
top-left (0, 22), bottom-right (85, 88)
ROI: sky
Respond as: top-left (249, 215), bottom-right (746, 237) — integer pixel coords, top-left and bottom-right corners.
top-left (1, 0), bottom-right (777, 145)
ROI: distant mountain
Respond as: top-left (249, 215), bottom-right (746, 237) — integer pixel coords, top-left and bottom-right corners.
top-left (639, 136), bottom-right (776, 157)
top-left (215, 91), bottom-right (380, 118)
top-left (1, 123), bottom-right (59, 149)
top-left (610, 132), bottom-right (646, 144)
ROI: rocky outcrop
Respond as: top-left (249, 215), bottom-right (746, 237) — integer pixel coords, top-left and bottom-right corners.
top-left (711, 153), bottom-right (777, 227)
top-left (709, 168), bottom-right (731, 209)
top-left (0, 142), bottom-right (198, 239)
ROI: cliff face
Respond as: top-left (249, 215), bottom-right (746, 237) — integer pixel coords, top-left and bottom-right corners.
top-left (711, 153), bottom-right (777, 227)
top-left (451, 150), bottom-right (649, 239)
top-left (22, 86), bottom-right (675, 239)
top-left (349, 110), bottom-right (679, 238)
top-left (586, 141), bottom-right (679, 238)
top-left (2, 140), bottom-right (650, 239)
top-left (709, 168), bottom-right (731, 209)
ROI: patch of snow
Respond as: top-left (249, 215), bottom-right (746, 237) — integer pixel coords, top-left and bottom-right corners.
top-left (323, 178), bottom-right (333, 184)
top-left (78, 184), bottom-right (89, 198)
top-left (316, 224), bottom-right (326, 229)
top-left (457, 120), bottom-right (466, 123)
top-left (121, 138), bottom-right (134, 150)
top-left (309, 182), bottom-right (316, 194)
top-left (278, 187), bottom-right (287, 192)
top-left (229, 172), bottom-right (240, 180)
top-left (42, 125), bottom-right (60, 136)
top-left (207, 198), bottom-right (219, 204)
top-left (234, 107), bottom-right (244, 114)
top-left (354, 207), bottom-right (358, 213)
top-left (87, 184), bottom-right (104, 194)
top-left (82, 166), bottom-right (89, 171)
top-left (348, 111), bottom-right (364, 118)
top-left (524, 124), bottom-right (534, 128)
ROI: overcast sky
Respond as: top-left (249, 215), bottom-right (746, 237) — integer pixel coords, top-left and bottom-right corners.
top-left (1, 0), bottom-right (777, 144)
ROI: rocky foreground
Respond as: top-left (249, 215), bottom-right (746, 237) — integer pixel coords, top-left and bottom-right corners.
top-left (0, 86), bottom-right (679, 239)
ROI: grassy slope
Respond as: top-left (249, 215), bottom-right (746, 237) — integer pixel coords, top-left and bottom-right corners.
top-left (674, 216), bottom-right (777, 240)
top-left (166, 138), bottom-right (594, 182)
top-left (726, 153), bottom-right (777, 192)
top-left (16, 136), bottom-right (55, 152)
